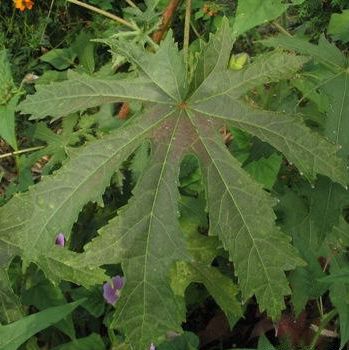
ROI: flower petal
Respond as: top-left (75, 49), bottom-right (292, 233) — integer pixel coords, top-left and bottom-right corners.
top-left (55, 233), bottom-right (65, 247)
top-left (103, 282), bottom-right (118, 305)
top-left (112, 275), bottom-right (124, 290)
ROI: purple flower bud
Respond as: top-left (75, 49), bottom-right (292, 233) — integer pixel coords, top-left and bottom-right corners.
top-left (103, 275), bottom-right (125, 305)
top-left (55, 233), bottom-right (65, 247)
top-left (150, 343), bottom-right (156, 350)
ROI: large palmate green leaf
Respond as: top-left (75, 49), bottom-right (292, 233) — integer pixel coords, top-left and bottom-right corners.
top-left (2, 18), bottom-right (348, 349)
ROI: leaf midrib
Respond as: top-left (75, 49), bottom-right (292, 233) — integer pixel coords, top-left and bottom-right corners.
top-left (187, 111), bottom-right (278, 304)
top-left (17, 109), bottom-right (176, 255)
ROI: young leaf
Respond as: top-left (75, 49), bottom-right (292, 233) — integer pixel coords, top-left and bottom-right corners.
top-left (244, 153), bottom-right (282, 190)
top-left (328, 10), bottom-right (349, 43)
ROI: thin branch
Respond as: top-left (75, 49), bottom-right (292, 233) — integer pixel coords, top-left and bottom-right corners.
top-left (125, 0), bottom-right (138, 8)
top-left (67, 0), bottom-right (137, 30)
top-left (39, 0), bottom-right (55, 45)
top-left (0, 146), bottom-right (45, 160)
top-left (183, 0), bottom-right (192, 68)
top-left (190, 20), bottom-right (201, 38)
top-left (152, 0), bottom-right (181, 43)
top-left (273, 21), bottom-right (292, 37)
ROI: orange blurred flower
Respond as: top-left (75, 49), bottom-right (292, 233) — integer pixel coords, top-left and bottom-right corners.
top-left (13, 0), bottom-right (34, 11)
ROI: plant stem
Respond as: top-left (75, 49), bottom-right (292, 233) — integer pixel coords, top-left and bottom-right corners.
top-left (125, 0), bottom-right (138, 8)
top-left (273, 21), bottom-right (292, 37)
top-left (309, 309), bottom-right (337, 349)
top-left (183, 0), bottom-right (192, 69)
top-left (0, 146), bottom-right (45, 159)
top-left (190, 20), bottom-right (201, 38)
top-left (152, 0), bottom-right (181, 43)
top-left (66, 0), bottom-right (136, 30)
top-left (39, 0), bottom-right (55, 45)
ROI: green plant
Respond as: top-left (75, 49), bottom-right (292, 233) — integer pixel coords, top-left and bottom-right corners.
top-left (1, 15), bottom-right (348, 348)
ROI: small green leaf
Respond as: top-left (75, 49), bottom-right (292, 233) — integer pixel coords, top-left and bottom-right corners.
top-left (328, 10), bottom-right (349, 43)
top-left (244, 153), bottom-right (282, 190)
top-left (72, 32), bottom-right (96, 74)
top-left (233, 0), bottom-right (288, 36)
top-left (40, 48), bottom-right (76, 70)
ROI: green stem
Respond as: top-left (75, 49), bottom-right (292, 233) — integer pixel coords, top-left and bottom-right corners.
top-left (190, 20), bottom-right (201, 38)
top-left (273, 21), bottom-right (292, 37)
top-left (183, 0), bottom-right (192, 69)
top-left (125, 0), bottom-right (138, 8)
top-left (0, 146), bottom-right (45, 159)
top-left (309, 309), bottom-right (337, 350)
top-left (39, 0), bottom-right (55, 45)
top-left (66, 0), bottom-right (137, 30)
top-left (5, 8), bottom-right (16, 38)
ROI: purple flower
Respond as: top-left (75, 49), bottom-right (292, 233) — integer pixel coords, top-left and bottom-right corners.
top-left (103, 275), bottom-right (124, 305)
top-left (149, 343), bottom-right (156, 350)
top-left (55, 233), bottom-right (65, 247)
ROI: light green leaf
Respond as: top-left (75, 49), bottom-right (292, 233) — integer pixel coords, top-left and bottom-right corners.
top-left (40, 48), bottom-right (76, 70)
top-left (72, 32), bottom-right (96, 74)
top-left (0, 95), bottom-right (18, 149)
top-left (233, 0), bottom-right (288, 36)
top-left (0, 300), bottom-right (84, 350)
top-left (328, 10), bottom-right (349, 43)
top-left (257, 335), bottom-right (276, 349)
top-left (0, 50), bottom-right (16, 105)
top-left (244, 153), bottom-right (282, 190)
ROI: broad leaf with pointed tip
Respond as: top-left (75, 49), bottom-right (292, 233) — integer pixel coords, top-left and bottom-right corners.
top-left (2, 18), bottom-right (348, 349)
